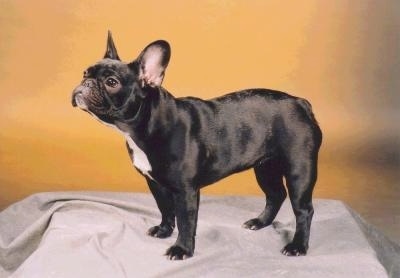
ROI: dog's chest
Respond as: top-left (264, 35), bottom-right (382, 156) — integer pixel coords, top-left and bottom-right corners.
top-left (123, 133), bottom-right (152, 177)
top-left (85, 111), bottom-right (153, 178)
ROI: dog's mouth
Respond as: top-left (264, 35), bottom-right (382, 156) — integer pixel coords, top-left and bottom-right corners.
top-left (73, 93), bottom-right (88, 110)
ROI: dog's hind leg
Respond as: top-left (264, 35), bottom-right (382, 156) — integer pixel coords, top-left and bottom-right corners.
top-left (281, 153), bottom-right (318, 256)
top-left (243, 157), bottom-right (287, 230)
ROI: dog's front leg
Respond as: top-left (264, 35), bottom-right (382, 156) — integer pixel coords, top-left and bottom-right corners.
top-left (165, 187), bottom-right (199, 260)
top-left (146, 177), bottom-right (175, 238)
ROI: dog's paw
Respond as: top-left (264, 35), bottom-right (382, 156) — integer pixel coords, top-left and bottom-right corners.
top-left (242, 218), bottom-right (269, 230)
top-left (147, 225), bottom-right (173, 238)
top-left (281, 242), bottom-right (307, 256)
top-left (165, 245), bottom-right (192, 260)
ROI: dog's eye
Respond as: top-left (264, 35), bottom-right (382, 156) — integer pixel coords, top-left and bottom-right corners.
top-left (105, 77), bottom-right (119, 88)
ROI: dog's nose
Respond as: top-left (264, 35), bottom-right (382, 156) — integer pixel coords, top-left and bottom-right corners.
top-left (71, 91), bottom-right (80, 107)
top-left (72, 91), bottom-right (88, 109)
top-left (72, 96), bottom-right (77, 107)
top-left (71, 86), bottom-right (83, 107)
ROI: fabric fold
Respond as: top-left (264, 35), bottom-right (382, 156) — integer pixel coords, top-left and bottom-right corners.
top-left (0, 192), bottom-right (398, 278)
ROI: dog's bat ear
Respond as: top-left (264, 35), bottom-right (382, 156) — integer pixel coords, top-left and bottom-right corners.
top-left (104, 31), bottom-right (120, 60)
top-left (131, 40), bottom-right (171, 88)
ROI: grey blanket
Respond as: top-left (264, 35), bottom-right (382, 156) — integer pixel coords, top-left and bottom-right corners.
top-left (0, 192), bottom-right (399, 277)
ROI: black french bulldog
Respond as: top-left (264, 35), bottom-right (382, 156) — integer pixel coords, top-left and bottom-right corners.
top-left (72, 32), bottom-right (322, 260)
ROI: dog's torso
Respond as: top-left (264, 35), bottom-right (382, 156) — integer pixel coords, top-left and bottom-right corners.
top-left (116, 87), bottom-right (319, 190)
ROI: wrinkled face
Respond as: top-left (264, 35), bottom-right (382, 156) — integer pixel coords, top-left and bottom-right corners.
top-left (72, 59), bottom-right (139, 123)
top-left (71, 32), bottom-right (171, 124)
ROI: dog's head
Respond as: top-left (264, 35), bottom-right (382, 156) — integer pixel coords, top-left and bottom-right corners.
top-left (71, 31), bottom-right (170, 123)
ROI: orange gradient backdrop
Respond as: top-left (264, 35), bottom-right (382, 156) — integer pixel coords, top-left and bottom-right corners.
top-left (0, 1), bottom-right (399, 210)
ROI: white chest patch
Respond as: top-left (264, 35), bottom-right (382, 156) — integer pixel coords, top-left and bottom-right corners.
top-left (83, 109), bottom-right (153, 179)
top-left (123, 133), bottom-right (153, 177)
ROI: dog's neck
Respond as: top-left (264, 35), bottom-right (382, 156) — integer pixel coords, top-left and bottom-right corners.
top-left (114, 86), bottom-right (178, 144)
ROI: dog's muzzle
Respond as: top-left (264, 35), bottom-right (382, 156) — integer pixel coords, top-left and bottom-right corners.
top-left (72, 93), bottom-right (88, 109)
top-left (71, 79), bottom-right (98, 109)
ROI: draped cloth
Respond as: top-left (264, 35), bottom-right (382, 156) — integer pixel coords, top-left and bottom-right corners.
top-left (0, 192), bottom-right (398, 277)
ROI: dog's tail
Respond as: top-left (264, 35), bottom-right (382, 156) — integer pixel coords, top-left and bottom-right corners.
top-left (296, 98), bottom-right (319, 126)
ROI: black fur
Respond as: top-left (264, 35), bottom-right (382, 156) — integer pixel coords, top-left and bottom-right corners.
top-left (72, 33), bottom-right (322, 260)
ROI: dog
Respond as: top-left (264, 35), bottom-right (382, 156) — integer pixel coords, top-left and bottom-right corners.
top-left (71, 32), bottom-right (322, 260)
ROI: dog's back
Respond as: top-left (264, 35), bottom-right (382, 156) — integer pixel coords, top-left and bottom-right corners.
top-left (171, 89), bottom-right (321, 186)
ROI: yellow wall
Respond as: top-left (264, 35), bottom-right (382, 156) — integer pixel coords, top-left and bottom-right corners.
top-left (0, 1), bottom-right (399, 209)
